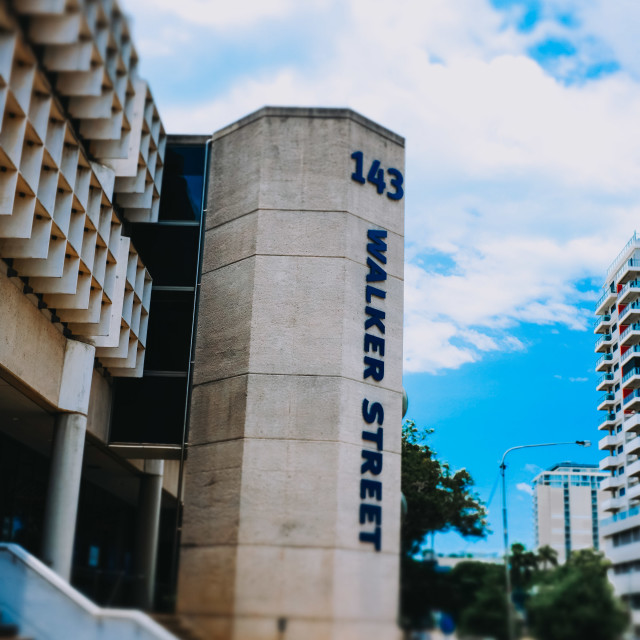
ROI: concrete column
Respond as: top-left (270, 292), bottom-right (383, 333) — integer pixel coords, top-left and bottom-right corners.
top-left (134, 459), bottom-right (164, 610)
top-left (42, 412), bottom-right (87, 581)
top-left (179, 107), bottom-right (405, 639)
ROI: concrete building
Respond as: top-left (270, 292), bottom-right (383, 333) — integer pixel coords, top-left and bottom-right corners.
top-left (595, 232), bottom-right (640, 632)
top-left (0, 2), bottom-right (405, 640)
top-left (532, 462), bottom-right (606, 563)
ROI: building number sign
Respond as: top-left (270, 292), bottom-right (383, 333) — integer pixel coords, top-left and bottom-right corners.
top-left (350, 151), bottom-right (404, 201)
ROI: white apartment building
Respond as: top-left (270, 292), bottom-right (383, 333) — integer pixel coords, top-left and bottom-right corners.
top-left (532, 462), bottom-right (606, 563)
top-left (596, 231), bottom-right (640, 629)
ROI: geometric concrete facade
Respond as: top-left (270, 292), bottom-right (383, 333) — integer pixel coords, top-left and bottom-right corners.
top-left (177, 108), bottom-right (404, 640)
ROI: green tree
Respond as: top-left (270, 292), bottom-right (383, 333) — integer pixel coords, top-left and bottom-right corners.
top-left (536, 544), bottom-right (558, 571)
top-left (400, 421), bottom-right (489, 630)
top-left (527, 549), bottom-right (628, 640)
top-left (453, 561), bottom-right (509, 640)
top-left (510, 541), bottom-right (539, 589)
top-left (401, 421), bottom-right (488, 554)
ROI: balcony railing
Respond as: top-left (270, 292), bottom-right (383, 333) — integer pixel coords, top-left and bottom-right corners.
top-left (596, 353), bottom-right (614, 370)
top-left (615, 256), bottom-right (640, 285)
top-left (597, 373), bottom-right (615, 387)
top-left (607, 231), bottom-right (640, 277)
top-left (620, 300), bottom-right (640, 323)
top-left (598, 413), bottom-right (616, 429)
top-left (600, 455), bottom-right (619, 470)
top-left (624, 389), bottom-right (640, 406)
top-left (623, 368), bottom-right (640, 384)
top-left (619, 279), bottom-right (640, 302)
top-left (594, 314), bottom-right (612, 332)
top-left (601, 476), bottom-right (624, 492)
top-left (622, 345), bottom-right (640, 365)
top-left (620, 323), bottom-right (640, 342)
top-left (602, 504), bottom-right (640, 527)
top-left (596, 287), bottom-right (617, 313)
top-left (595, 334), bottom-right (613, 352)
top-left (625, 436), bottom-right (640, 456)
top-left (599, 434), bottom-right (618, 450)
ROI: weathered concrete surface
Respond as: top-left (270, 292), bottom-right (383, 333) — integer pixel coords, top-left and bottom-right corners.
top-left (180, 107), bottom-right (405, 640)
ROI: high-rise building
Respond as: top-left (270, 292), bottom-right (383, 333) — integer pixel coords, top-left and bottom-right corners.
top-left (596, 232), bottom-right (640, 631)
top-left (0, 2), bottom-right (405, 639)
top-left (532, 462), bottom-right (606, 563)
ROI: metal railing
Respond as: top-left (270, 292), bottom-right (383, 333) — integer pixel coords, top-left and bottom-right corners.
top-left (595, 314), bottom-right (612, 329)
top-left (623, 368), bottom-right (640, 384)
top-left (596, 334), bottom-right (613, 349)
top-left (596, 353), bottom-right (614, 368)
top-left (598, 373), bottom-right (615, 385)
top-left (621, 324), bottom-right (640, 342)
top-left (607, 231), bottom-right (640, 277)
top-left (624, 389), bottom-right (640, 405)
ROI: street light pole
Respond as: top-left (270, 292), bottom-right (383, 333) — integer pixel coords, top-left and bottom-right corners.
top-left (500, 439), bottom-right (591, 640)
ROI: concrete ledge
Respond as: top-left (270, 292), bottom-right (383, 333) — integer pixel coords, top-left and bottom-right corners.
top-left (212, 106), bottom-right (405, 147)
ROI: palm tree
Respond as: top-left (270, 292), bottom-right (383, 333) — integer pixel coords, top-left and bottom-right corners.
top-left (537, 544), bottom-right (559, 571)
top-left (510, 543), bottom-right (539, 588)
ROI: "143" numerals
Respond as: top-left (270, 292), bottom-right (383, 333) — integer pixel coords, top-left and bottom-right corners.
top-left (350, 151), bottom-right (404, 201)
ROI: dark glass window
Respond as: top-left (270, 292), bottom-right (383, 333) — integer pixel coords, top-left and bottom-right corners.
top-left (144, 290), bottom-right (194, 372)
top-left (128, 224), bottom-right (198, 287)
top-left (111, 376), bottom-right (189, 444)
top-left (158, 145), bottom-right (206, 221)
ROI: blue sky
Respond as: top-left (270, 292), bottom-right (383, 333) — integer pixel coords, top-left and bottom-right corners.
top-left (123, 0), bottom-right (640, 554)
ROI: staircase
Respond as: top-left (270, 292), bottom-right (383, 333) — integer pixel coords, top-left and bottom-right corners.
top-left (152, 615), bottom-right (204, 640)
top-left (0, 544), bottom-right (178, 640)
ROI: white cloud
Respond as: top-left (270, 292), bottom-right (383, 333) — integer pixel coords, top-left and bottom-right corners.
top-left (127, 0), bottom-right (330, 30)
top-left (121, 0), bottom-right (640, 373)
top-left (524, 463), bottom-right (542, 474)
top-left (516, 482), bottom-right (534, 496)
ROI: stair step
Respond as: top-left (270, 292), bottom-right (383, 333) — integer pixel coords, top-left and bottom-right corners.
top-left (152, 614), bottom-right (203, 640)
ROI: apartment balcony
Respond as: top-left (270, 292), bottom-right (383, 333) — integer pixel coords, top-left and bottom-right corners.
top-left (621, 323), bottom-right (640, 347)
top-left (597, 373), bottom-right (615, 391)
top-left (626, 436), bottom-right (640, 456)
top-left (598, 413), bottom-right (617, 430)
top-left (627, 482), bottom-right (640, 501)
top-left (599, 434), bottom-right (620, 451)
top-left (600, 455), bottom-right (620, 471)
top-left (616, 258), bottom-right (640, 285)
top-left (622, 345), bottom-right (640, 366)
top-left (602, 496), bottom-right (626, 512)
top-left (619, 300), bottom-right (640, 325)
top-left (594, 314), bottom-right (613, 334)
top-left (595, 334), bottom-right (614, 353)
top-left (601, 475), bottom-right (625, 492)
top-left (624, 388), bottom-right (640, 412)
top-left (625, 414), bottom-right (640, 434)
top-left (596, 288), bottom-right (617, 316)
top-left (619, 280), bottom-right (640, 305)
top-left (598, 393), bottom-right (616, 411)
top-left (628, 459), bottom-right (640, 478)
top-left (623, 367), bottom-right (640, 390)
top-left (596, 353), bottom-right (614, 372)
top-left (610, 571), bottom-right (640, 596)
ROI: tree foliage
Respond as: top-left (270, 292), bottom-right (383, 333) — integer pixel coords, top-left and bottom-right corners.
top-left (400, 421), bottom-right (489, 630)
top-left (401, 420), bottom-right (488, 554)
top-left (527, 549), bottom-right (629, 640)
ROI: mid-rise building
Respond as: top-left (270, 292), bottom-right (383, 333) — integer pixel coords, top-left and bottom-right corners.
top-left (532, 462), bottom-right (606, 563)
top-left (596, 232), bottom-right (640, 632)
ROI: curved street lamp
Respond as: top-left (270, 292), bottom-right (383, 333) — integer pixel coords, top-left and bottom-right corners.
top-left (500, 439), bottom-right (591, 640)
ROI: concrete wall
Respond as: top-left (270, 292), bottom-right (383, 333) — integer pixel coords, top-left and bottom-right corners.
top-left (178, 108), bottom-right (405, 639)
